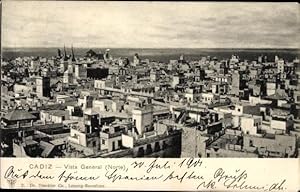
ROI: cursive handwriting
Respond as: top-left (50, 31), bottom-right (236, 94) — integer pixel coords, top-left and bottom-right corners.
top-left (214, 168), bottom-right (248, 184)
top-left (268, 179), bottom-right (287, 191)
top-left (213, 168), bottom-right (265, 190)
top-left (131, 159), bottom-right (171, 174)
top-left (58, 170), bottom-right (100, 183)
top-left (4, 166), bottom-right (29, 180)
top-left (213, 168), bottom-right (287, 191)
top-left (29, 171), bottom-right (54, 179)
top-left (1, 159), bottom-right (290, 191)
top-left (163, 170), bottom-right (204, 183)
top-left (178, 158), bottom-right (203, 169)
top-left (146, 159), bottom-right (170, 173)
top-left (105, 169), bottom-right (163, 182)
top-left (196, 179), bottom-right (216, 190)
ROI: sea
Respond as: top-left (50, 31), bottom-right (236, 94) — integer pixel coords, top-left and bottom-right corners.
top-left (2, 48), bottom-right (299, 63)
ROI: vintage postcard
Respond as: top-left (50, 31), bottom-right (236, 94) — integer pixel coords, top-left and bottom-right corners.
top-left (0, 1), bottom-right (299, 191)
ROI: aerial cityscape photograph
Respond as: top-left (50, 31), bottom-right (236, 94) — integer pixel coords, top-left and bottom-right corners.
top-left (1, 1), bottom-right (299, 158)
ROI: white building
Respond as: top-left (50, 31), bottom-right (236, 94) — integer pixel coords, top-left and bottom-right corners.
top-left (40, 110), bottom-right (69, 124)
top-left (201, 93), bottom-right (220, 104)
top-left (277, 59), bottom-right (284, 73)
top-left (132, 105), bottom-right (153, 136)
top-left (266, 82), bottom-right (276, 96)
top-left (240, 115), bottom-right (262, 135)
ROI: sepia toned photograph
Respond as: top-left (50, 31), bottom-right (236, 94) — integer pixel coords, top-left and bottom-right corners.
top-left (1, 1), bottom-right (299, 159)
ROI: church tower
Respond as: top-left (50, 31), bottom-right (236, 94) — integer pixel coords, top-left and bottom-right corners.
top-left (63, 45), bottom-right (75, 84)
top-left (63, 45), bottom-right (68, 61)
top-left (71, 44), bottom-right (76, 62)
top-left (57, 49), bottom-right (62, 59)
top-left (59, 45), bottom-right (69, 73)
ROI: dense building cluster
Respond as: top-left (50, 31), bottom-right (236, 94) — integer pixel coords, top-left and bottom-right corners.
top-left (1, 47), bottom-right (299, 158)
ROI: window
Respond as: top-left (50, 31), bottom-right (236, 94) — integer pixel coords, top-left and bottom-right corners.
top-left (249, 139), bottom-right (254, 147)
top-left (162, 141), bottom-right (168, 149)
top-left (154, 142), bottom-right (160, 152)
top-left (112, 141), bottom-right (116, 151)
top-left (102, 139), bottom-right (105, 145)
top-left (118, 140), bottom-right (122, 148)
top-left (145, 144), bottom-right (152, 155)
top-left (137, 147), bottom-right (144, 157)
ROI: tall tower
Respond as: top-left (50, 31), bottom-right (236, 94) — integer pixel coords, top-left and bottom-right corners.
top-left (133, 53), bottom-right (140, 66)
top-left (231, 70), bottom-right (240, 96)
top-left (59, 45), bottom-right (69, 73)
top-left (68, 45), bottom-right (75, 72)
top-left (258, 55), bottom-right (263, 63)
top-left (104, 49), bottom-right (113, 63)
top-left (294, 57), bottom-right (300, 85)
top-left (275, 55), bottom-right (279, 63)
top-left (179, 54), bottom-right (185, 61)
top-left (36, 76), bottom-right (50, 98)
top-left (57, 49), bottom-right (62, 59)
top-left (263, 55), bottom-right (268, 63)
top-left (277, 59), bottom-right (284, 74)
top-left (132, 104), bottom-right (153, 136)
top-left (179, 54), bottom-right (186, 63)
top-left (84, 109), bottom-right (100, 134)
top-left (63, 45), bottom-right (68, 61)
top-left (71, 45), bottom-right (76, 62)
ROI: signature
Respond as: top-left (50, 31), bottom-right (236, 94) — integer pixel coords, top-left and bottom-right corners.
top-left (213, 168), bottom-right (287, 191)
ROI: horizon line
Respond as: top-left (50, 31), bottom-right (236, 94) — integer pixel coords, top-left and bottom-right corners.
top-left (2, 46), bottom-right (299, 50)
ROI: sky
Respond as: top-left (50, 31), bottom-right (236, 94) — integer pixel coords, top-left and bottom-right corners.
top-left (2, 1), bottom-right (299, 48)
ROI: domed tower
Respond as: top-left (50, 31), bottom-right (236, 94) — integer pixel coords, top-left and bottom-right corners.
top-left (133, 53), bottom-right (140, 66)
top-left (104, 49), bottom-right (113, 63)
